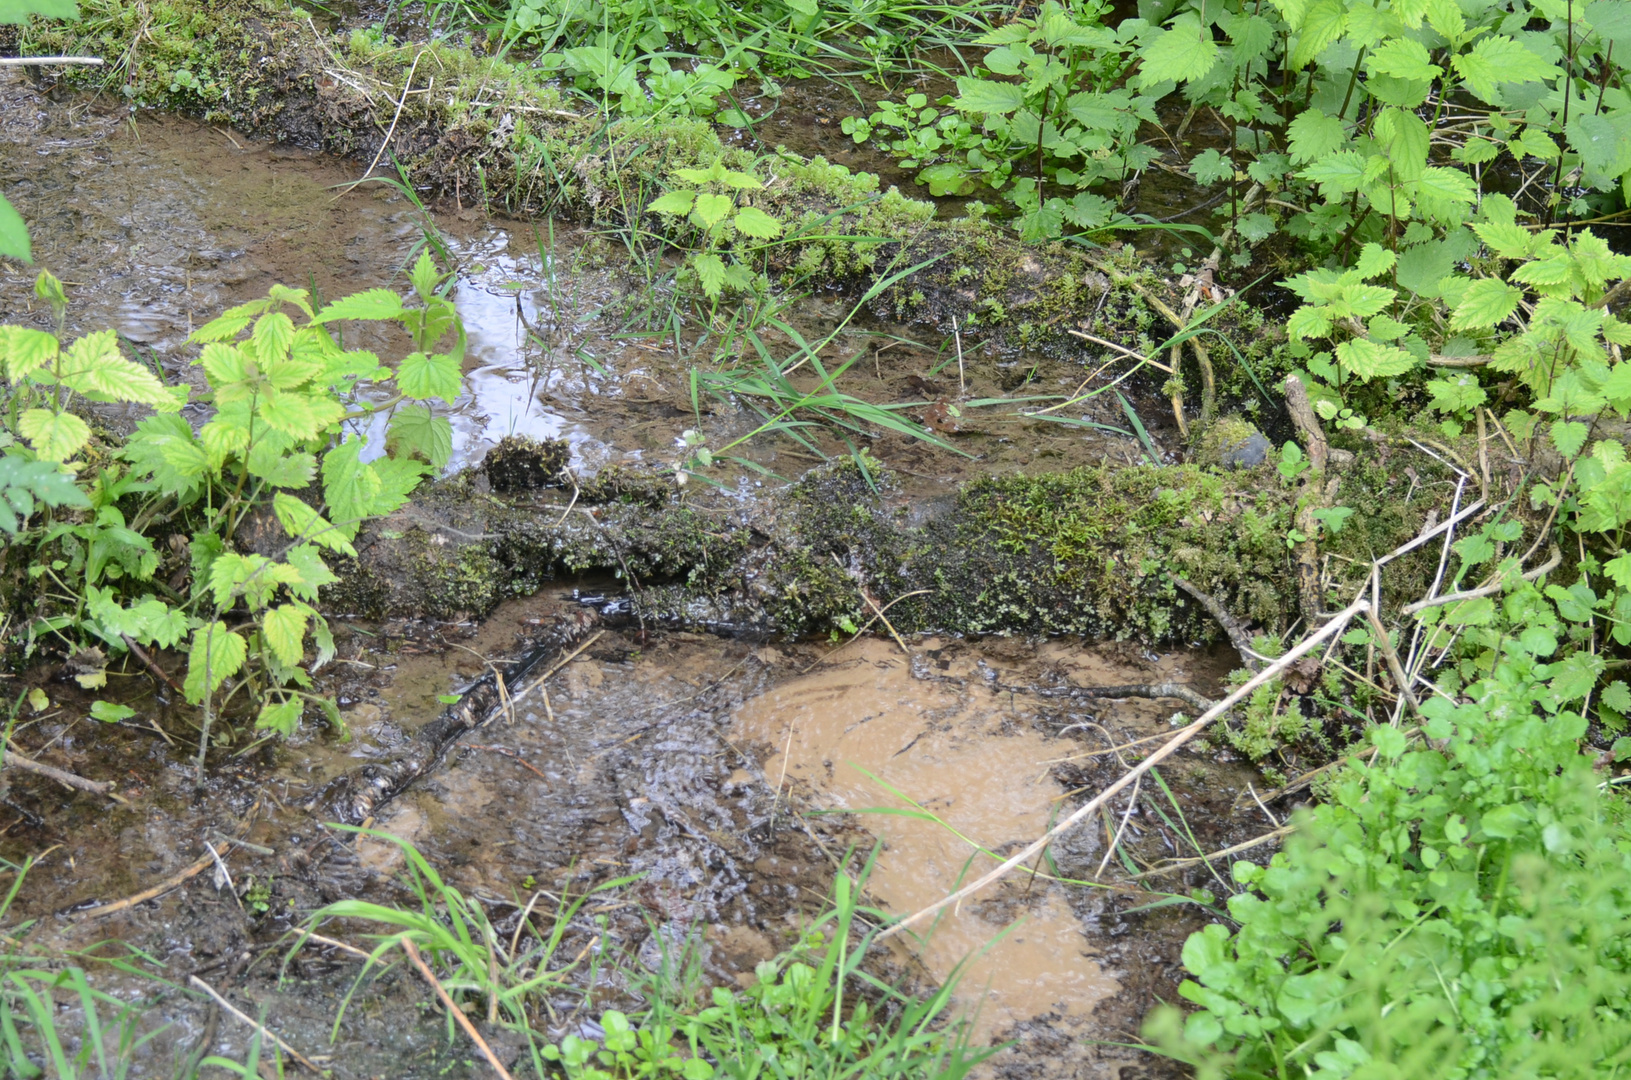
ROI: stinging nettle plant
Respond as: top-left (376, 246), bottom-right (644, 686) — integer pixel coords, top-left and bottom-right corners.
top-left (0, 253), bottom-right (464, 770)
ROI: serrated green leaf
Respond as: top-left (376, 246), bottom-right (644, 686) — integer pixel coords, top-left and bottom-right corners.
top-left (1472, 220), bottom-right (1535, 259)
top-left (183, 621), bottom-right (248, 704)
top-left (321, 439), bottom-right (379, 539)
top-left (1355, 243), bottom-right (1397, 279)
top-left (272, 491), bottom-right (357, 556)
top-left (255, 697), bottom-right (303, 737)
top-left (1292, 0), bottom-right (1348, 68)
top-left (250, 311), bottom-right (295, 363)
top-left (1453, 34), bottom-right (1560, 103)
top-left (256, 390), bottom-right (344, 441)
top-left (732, 206), bottom-right (782, 239)
top-left (1138, 13), bottom-right (1220, 85)
top-left (0, 325), bottom-right (58, 381)
top-left (123, 414), bottom-right (209, 498)
top-left (19, 408), bottom-right (90, 462)
top-left (314, 288), bottom-right (405, 323)
top-left (1366, 37), bottom-right (1442, 81)
top-left (386, 404), bottom-right (453, 470)
top-left (1336, 337), bottom-right (1418, 380)
top-left (648, 190), bottom-right (696, 216)
top-left (1451, 279), bottom-right (1523, 330)
top-left (396, 351), bottom-right (463, 404)
top-left (55, 330), bottom-right (176, 408)
top-left (691, 192), bottom-right (734, 230)
top-left (369, 455), bottom-right (426, 518)
top-left (262, 604), bottom-right (308, 667)
top-left (283, 544), bottom-right (338, 602)
top-left (693, 253), bottom-right (727, 299)
top-left (409, 250), bottom-right (440, 301)
top-left (952, 75), bottom-right (1027, 113)
top-left (1286, 109), bottom-right (1348, 164)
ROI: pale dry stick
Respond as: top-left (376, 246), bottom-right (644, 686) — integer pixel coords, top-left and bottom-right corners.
top-left (2, 747), bottom-right (121, 799)
top-left (875, 597), bottom-right (1368, 943)
top-left (1065, 330), bottom-right (1175, 374)
top-left (400, 937), bottom-right (518, 1080)
top-left (1364, 606), bottom-right (1423, 723)
top-left (798, 590), bottom-right (932, 674)
top-left (187, 976), bottom-right (326, 1074)
top-left (451, 644), bottom-right (516, 726)
top-left (203, 842), bottom-right (240, 911)
top-left (1037, 729), bottom-right (1174, 768)
top-left (1125, 823), bottom-right (1296, 882)
top-left (838, 558), bottom-right (912, 657)
top-left (356, 49), bottom-right (427, 185)
top-left (1246, 783), bottom-right (1281, 828)
top-left (507, 890), bottom-right (547, 964)
top-left (1094, 775), bottom-right (1143, 879)
top-left (1400, 545), bottom-right (1563, 616)
top-left (953, 316), bottom-right (966, 395)
top-left (75, 854), bottom-right (216, 920)
top-left (0, 56), bottom-right (103, 66)
top-left (1376, 497), bottom-right (1486, 568)
top-left (298, 931), bottom-right (374, 961)
top-left (503, 631), bottom-right (605, 715)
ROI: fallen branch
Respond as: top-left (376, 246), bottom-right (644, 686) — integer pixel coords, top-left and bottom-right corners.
top-left (3, 745), bottom-right (121, 800)
top-left (1400, 544), bottom-right (1562, 615)
top-left (400, 937), bottom-right (517, 1080)
top-left (74, 854), bottom-right (214, 920)
top-left (0, 56), bottom-right (105, 66)
top-left (1171, 576), bottom-right (1260, 672)
top-left (1004, 680), bottom-right (1217, 715)
top-left (875, 596), bottom-right (1368, 942)
top-left (187, 976), bottom-right (325, 1074)
top-left (122, 634), bottom-right (184, 695)
top-left (1125, 823), bottom-right (1296, 881)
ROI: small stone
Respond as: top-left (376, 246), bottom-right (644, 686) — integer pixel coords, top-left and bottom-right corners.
top-left (1220, 430), bottom-right (1273, 468)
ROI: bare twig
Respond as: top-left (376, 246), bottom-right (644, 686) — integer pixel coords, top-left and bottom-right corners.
top-left (1008, 681), bottom-right (1217, 715)
top-left (357, 49), bottom-right (426, 184)
top-left (121, 634), bottom-right (184, 694)
top-left (1172, 576), bottom-right (1260, 672)
top-left (3, 746), bottom-right (119, 799)
top-left (400, 937), bottom-right (517, 1080)
top-left (0, 56), bottom-right (104, 66)
top-left (1065, 330), bottom-right (1175, 374)
top-left (75, 854), bottom-right (215, 920)
top-left (1400, 545), bottom-right (1563, 615)
top-left (876, 598), bottom-right (1368, 941)
top-left (187, 976), bottom-right (325, 1074)
top-left (1125, 823), bottom-right (1296, 881)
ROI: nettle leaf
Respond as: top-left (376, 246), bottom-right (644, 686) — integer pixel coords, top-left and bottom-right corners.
top-left (257, 389), bottom-right (345, 441)
top-left (1453, 34), bottom-right (1559, 103)
top-left (1336, 338), bottom-right (1418, 380)
top-left (1291, 0), bottom-right (1348, 68)
top-left (732, 206), bottom-right (782, 239)
top-left (1138, 13), bottom-right (1219, 85)
top-left (200, 342), bottom-right (253, 395)
top-left (408, 250), bottom-right (441, 301)
top-left (1287, 305), bottom-right (1335, 340)
top-left (1451, 279), bottom-right (1523, 329)
top-left (283, 544), bottom-right (338, 602)
top-left (690, 192), bottom-right (735, 230)
top-left (1472, 220), bottom-right (1535, 259)
top-left (261, 604), bottom-right (309, 667)
top-left (1428, 374), bottom-right (1489, 413)
top-left (256, 697), bottom-right (303, 737)
top-left (953, 76), bottom-right (1027, 115)
top-left (0, 192), bottom-right (29, 262)
top-left (183, 621), bottom-right (248, 704)
top-left (1567, 113), bottom-right (1631, 180)
top-left (1300, 150), bottom-right (1371, 195)
top-left (1366, 37), bottom-right (1442, 81)
top-left (1189, 148), bottom-right (1235, 185)
top-left (0, 326), bottom-right (59, 381)
top-left (397, 351), bottom-right (463, 404)
top-left (315, 288), bottom-right (404, 323)
top-left (19, 407), bottom-right (90, 462)
top-left (56, 330), bottom-right (176, 409)
top-left (122, 413), bottom-right (209, 498)
top-left (1286, 108), bottom-right (1348, 164)
top-left (250, 311), bottom-right (295, 363)
top-left (1354, 243), bottom-right (1397, 279)
top-left (647, 190), bottom-right (696, 216)
top-left (387, 404), bottom-right (453, 470)
top-left (272, 491), bottom-right (357, 556)
top-left (692, 253), bottom-right (727, 299)
top-left (321, 439), bottom-right (381, 539)
top-left (369, 455), bottom-right (426, 518)
top-left (1586, 0), bottom-right (1631, 47)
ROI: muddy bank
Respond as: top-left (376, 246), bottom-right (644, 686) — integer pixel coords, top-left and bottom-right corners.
top-left (327, 448), bottom-right (1460, 644)
top-left (1, 586), bottom-right (1261, 1078)
top-left (14, 0), bottom-right (1284, 408)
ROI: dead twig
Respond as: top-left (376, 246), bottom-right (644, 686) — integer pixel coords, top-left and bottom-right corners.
top-left (1125, 823), bottom-right (1296, 881)
top-left (1400, 545), bottom-right (1563, 615)
top-left (1005, 681), bottom-right (1216, 715)
top-left (75, 854), bottom-right (215, 919)
top-left (187, 976), bottom-right (325, 1074)
top-left (876, 597), bottom-right (1367, 942)
top-left (1171, 576), bottom-right (1260, 672)
top-left (400, 937), bottom-right (517, 1080)
top-left (3, 745), bottom-right (122, 800)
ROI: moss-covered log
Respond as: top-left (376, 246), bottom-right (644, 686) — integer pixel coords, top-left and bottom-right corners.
top-left (326, 453), bottom-right (1453, 642)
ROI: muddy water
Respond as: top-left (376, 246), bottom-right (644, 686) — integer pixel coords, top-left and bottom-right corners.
top-left (0, 71), bottom-right (1176, 493)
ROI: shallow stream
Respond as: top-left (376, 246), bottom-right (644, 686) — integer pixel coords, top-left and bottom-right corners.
top-left (0, 71), bottom-right (1276, 1079)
